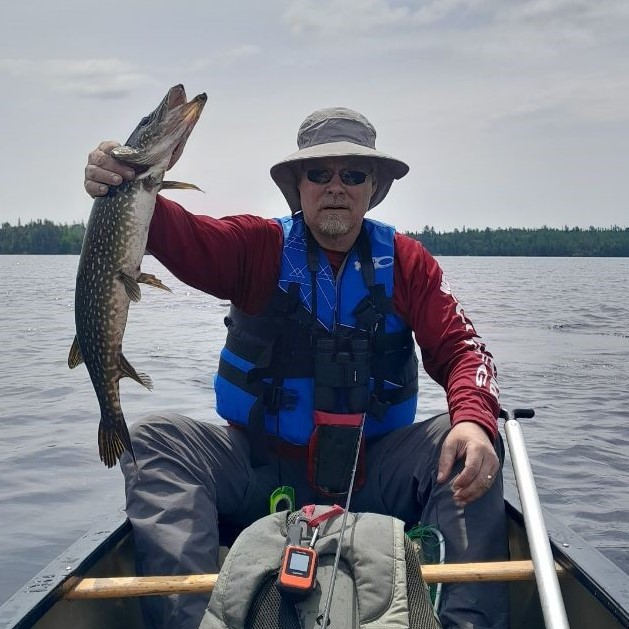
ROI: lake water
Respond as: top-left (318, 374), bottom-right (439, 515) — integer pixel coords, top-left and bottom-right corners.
top-left (1, 254), bottom-right (628, 605)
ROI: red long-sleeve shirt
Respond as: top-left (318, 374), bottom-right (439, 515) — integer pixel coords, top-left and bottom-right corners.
top-left (147, 196), bottom-right (500, 438)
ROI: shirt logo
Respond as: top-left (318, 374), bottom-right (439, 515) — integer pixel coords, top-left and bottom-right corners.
top-left (354, 256), bottom-right (394, 271)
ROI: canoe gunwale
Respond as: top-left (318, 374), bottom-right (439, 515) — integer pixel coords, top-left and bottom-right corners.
top-left (0, 511), bottom-right (130, 629)
top-left (503, 482), bottom-right (629, 627)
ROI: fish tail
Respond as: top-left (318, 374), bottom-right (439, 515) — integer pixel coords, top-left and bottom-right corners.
top-left (98, 415), bottom-right (137, 469)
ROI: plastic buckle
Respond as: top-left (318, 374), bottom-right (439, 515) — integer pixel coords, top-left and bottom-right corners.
top-left (266, 387), bottom-right (298, 413)
top-left (281, 388), bottom-right (298, 410)
top-left (270, 486), bottom-right (296, 513)
top-left (307, 505), bottom-right (344, 528)
top-left (368, 393), bottom-right (391, 421)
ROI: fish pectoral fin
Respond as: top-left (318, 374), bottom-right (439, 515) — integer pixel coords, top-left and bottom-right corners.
top-left (119, 271), bottom-right (142, 302)
top-left (138, 272), bottom-right (172, 292)
top-left (161, 181), bottom-right (204, 192)
top-left (68, 336), bottom-right (84, 369)
top-left (120, 354), bottom-right (154, 390)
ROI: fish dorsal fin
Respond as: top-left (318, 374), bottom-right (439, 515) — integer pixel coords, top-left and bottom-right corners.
top-left (138, 272), bottom-right (172, 292)
top-left (119, 271), bottom-right (142, 302)
top-left (68, 336), bottom-right (84, 369)
top-left (120, 354), bottom-right (154, 390)
top-left (161, 181), bottom-right (204, 192)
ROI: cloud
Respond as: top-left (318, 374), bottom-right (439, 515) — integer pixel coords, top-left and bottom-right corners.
top-left (283, 0), bottom-right (411, 36)
top-left (191, 45), bottom-right (262, 72)
top-left (282, 0), bottom-right (629, 47)
top-left (0, 59), bottom-right (32, 77)
top-left (0, 57), bottom-right (154, 99)
top-left (279, 0), bottom-right (629, 126)
top-left (44, 59), bottom-right (155, 98)
top-left (497, 0), bottom-right (629, 25)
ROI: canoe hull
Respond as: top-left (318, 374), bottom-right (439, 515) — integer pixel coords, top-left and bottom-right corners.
top-left (1, 482), bottom-right (628, 629)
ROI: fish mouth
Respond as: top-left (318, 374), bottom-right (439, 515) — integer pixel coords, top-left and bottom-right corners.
top-left (115, 85), bottom-right (207, 168)
top-left (165, 91), bottom-right (207, 168)
top-left (165, 85), bottom-right (207, 122)
top-left (166, 84), bottom-right (187, 110)
top-left (158, 86), bottom-right (207, 151)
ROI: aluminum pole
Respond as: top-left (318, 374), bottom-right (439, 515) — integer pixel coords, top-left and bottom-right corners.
top-left (504, 414), bottom-right (570, 629)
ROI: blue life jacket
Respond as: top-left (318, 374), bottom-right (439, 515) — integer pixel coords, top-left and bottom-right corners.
top-left (214, 213), bottom-right (418, 457)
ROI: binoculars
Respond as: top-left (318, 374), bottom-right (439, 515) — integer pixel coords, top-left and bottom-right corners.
top-left (314, 337), bottom-right (370, 412)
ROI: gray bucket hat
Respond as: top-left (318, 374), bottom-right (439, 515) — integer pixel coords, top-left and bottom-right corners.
top-left (270, 107), bottom-right (409, 214)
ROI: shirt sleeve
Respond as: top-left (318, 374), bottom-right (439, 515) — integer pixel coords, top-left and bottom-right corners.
top-left (146, 195), bottom-right (283, 313)
top-left (392, 232), bottom-right (500, 439)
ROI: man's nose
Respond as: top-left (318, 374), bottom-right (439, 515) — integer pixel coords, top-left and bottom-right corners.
top-left (325, 170), bottom-right (345, 188)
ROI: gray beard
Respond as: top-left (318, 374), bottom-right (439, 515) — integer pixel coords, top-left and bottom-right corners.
top-left (318, 212), bottom-right (351, 237)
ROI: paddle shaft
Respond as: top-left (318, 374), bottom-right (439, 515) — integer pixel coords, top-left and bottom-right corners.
top-left (63, 559), bottom-right (565, 599)
top-left (504, 412), bottom-right (571, 629)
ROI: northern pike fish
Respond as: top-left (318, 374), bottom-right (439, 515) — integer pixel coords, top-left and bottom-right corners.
top-left (69, 85), bottom-right (207, 467)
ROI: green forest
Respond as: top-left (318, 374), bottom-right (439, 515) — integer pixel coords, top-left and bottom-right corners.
top-left (408, 225), bottom-right (629, 256)
top-left (1, 219), bottom-right (628, 256)
top-left (0, 220), bottom-right (86, 254)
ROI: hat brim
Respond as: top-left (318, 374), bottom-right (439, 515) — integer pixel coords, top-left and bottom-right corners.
top-left (270, 141), bottom-right (409, 214)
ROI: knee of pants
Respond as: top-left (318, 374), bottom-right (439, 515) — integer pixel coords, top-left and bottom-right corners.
top-left (431, 412), bottom-right (452, 435)
top-left (128, 412), bottom-right (195, 451)
top-left (423, 412), bottom-right (453, 450)
top-left (121, 413), bottom-right (201, 482)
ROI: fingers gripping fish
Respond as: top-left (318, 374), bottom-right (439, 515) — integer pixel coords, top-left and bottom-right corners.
top-left (69, 85), bottom-right (207, 468)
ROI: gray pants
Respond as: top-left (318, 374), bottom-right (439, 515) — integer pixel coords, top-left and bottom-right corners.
top-left (121, 413), bottom-right (510, 629)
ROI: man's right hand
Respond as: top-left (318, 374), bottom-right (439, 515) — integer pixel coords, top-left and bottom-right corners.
top-left (84, 141), bottom-right (136, 198)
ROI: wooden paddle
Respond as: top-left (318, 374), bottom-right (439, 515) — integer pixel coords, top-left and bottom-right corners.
top-left (63, 559), bottom-right (566, 599)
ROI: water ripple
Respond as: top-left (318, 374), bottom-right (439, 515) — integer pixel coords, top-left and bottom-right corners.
top-left (1, 254), bottom-right (628, 604)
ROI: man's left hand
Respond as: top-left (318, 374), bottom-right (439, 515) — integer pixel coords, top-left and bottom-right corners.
top-left (436, 421), bottom-right (499, 506)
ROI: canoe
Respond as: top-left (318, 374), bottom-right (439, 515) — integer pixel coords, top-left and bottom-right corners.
top-left (1, 480), bottom-right (627, 629)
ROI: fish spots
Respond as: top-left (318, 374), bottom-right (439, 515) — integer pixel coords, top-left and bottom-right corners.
top-left (72, 85), bottom-right (205, 467)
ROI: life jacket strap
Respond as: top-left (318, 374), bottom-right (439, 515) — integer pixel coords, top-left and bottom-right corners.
top-left (247, 398), bottom-right (269, 467)
top-left (368, 380), bottom-right (419, 420)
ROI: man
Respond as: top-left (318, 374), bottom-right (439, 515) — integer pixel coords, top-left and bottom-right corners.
top-left (84, 106), bottom-right (509, 629)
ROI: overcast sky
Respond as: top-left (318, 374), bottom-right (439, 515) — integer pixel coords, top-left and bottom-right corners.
top-left (1, 0), bottom-right (627, 233)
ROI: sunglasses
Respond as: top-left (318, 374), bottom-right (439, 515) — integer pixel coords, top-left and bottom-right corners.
top-left (305, 168), bottom-right (370, 186)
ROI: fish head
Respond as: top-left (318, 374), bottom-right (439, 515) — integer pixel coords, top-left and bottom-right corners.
top-left (111, 84), bottom-right (207, 174)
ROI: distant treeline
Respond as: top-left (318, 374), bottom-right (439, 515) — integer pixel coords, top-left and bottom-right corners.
top-left (409, 225), bottom-right (629, 257)
top-left (0, 220), bottom-right (86, 254)
top-left (1, 220), bottom-right (629, 256)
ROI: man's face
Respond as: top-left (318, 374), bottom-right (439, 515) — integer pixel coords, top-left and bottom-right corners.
top-left (297, 157), bottom-right (376, 249)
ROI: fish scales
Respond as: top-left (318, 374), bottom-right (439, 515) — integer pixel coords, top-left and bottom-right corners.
top-left (69, 85), bottom-right (207, 467)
